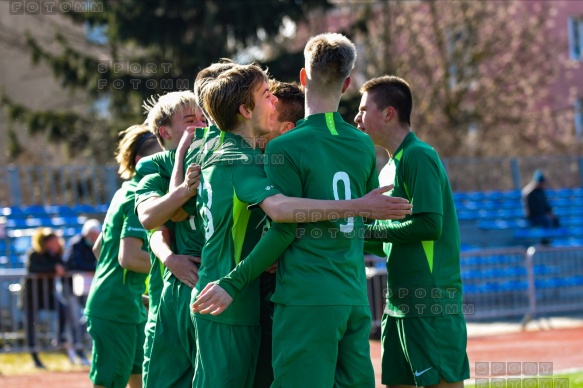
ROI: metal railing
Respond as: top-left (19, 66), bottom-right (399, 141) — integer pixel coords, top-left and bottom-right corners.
top-left (365, 245), bottom-right (583, 334)
top-left (2, 155), bottom-right (583, 206)
top-left (0, 271), bottom-right (92, 353)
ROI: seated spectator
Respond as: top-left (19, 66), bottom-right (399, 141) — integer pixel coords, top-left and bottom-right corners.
top-left (22, 227), bottom-right (68, 369)
top-left (522, 170), bottom-right (560, 228)
top-left (62, 219), bottom-right (101, 365)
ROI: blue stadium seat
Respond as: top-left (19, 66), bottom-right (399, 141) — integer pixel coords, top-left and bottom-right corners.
top-left (95, 204), bottom-right (109, 213)
top-left (72, 204), bottom-right (97, 214)
top-left (21, 205), bottom-right (51, 217)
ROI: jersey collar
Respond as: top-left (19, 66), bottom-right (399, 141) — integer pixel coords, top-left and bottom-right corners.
top-left (393, 132), bottom-right (417, 161)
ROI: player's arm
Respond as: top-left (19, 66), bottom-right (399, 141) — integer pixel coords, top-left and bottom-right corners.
top-left (259, 187), bottom-right (411, 223)
top-left (136, 167), bottom-right (199, 230)
top-left (150, 226), bottom-right (200, 288)
top-left (192, 221), bottom-right (296, 315)
top-left (92, 232), bottom-right (103, 260)
top-left (168, 127), bottom-right (199, 223)
top-left (119, 195), bottom-right (151, 273)
top-left (118, 236), bottom-right (150, 273)
top-left (365, 148), bottom-right (443, 244)
top-left (363, 240), bottom-right (386, 257)
top-left (364, 213), bottom-right (442, 243)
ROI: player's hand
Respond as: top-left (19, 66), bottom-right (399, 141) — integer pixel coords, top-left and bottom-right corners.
top-left (177, 126), bottom-right (196, 156)
top-left (358, 185), bottom-right (412, 220)
top-left (191, 283), bottom-right (233, 316)
top-left (266, 262), bottom-right (277, 274)
top-left (164, 254), bottom-right (201, 288)
top-left (184, 164), bottom-right (201, 196)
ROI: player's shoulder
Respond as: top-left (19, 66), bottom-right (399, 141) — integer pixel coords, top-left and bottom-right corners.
top-left (402, 136), bottom-right (440, 167)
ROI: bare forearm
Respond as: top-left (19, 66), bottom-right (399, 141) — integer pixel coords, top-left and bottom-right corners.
top-left (170, 150), bottom-right (187, 191)
top-left (118, 238), bottom-right (151, 274)
top-left (92, 233), bottom-right (102, 260)
top-left (260, 194), bottom-right (361, 223)
top-left (137, 189), bottom-right (192, 230)
top-left (150, 228), bottom-right (173, 264)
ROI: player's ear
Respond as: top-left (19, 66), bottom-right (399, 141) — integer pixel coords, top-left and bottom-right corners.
top-left (299, 68), bottom-right (307, 87)
top-left (159, 126), bottom-right (170, 139)
top-left (280, 122), bottom-right (294, 134)
top-left (239, 104), bottom-right (252, 119)
top-left (385, 107), bottom-right (395, 123)
top-left (341, 76), bottom-right (351, 94)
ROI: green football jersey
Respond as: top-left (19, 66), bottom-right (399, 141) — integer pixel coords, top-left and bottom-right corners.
top-left (193, 131), bottom-right (279, 325)
top-left (85, 178), bottom-right (148, 324)
top-left (135, 173), bottom-right (173, 319)
top-left (135, 152), bottom-right (167, 181)
top-left (378, 132), bottom-right (462, 317)
top-left (265, 112), bottom-right (379, 306)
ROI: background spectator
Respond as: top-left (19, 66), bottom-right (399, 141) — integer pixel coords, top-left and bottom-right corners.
top-left (22, 227), bottom-right (67, 369)
top-left (522, 169), bottom-right (560, 228)
top-left (62, 219), bottom-right (101, 365)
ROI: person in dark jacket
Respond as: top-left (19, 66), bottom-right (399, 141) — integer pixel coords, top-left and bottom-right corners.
top-left (23, 227), bottom-right (66, 368)
top-left (522, 170), bottom-right (560, 228)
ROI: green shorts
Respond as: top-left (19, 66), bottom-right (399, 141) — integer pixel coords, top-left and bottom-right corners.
top-left (192, 316), bottom-right (260, 388)
top-left (87, 316), bottom-right (145, 388)
top-left (142, 313), bottom-right (156, 387)
top-left (146, 276), bottom-right (196, 388)
top-left (254, 272), bottom-right (275, 388)
top-left (143, 275), bottom-right (164, 386)
top-left (381, 313), bottom-right (470, 386)
top-left (272, 304), bottom-right (375, 388)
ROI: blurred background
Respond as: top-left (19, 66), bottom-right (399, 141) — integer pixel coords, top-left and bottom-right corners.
top-left (0, 1), bottom-right (583, 381)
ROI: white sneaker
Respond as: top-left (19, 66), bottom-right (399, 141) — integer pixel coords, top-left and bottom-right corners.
top-left (66, 347), bottom-right (76, 365)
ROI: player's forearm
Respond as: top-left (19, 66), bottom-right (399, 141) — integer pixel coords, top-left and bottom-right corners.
top-left (137, 189), bottom-right (192, 230)
top-left (260, 194), bottom-right (369, 223)
top-left (118, 237), bottom-right (151, 274)
top-left (364, 213), bottom-right (443, 244)
top-left (170, 148), bottom-right (186, 191)
top-left (364, 240), bottom-right (386, 257)
top-left (92, 233), bottom-right (103, 260)
top-left (149, 228), bottom-right (173, 264)
top-left (217, 222), bottom-right (297, 297)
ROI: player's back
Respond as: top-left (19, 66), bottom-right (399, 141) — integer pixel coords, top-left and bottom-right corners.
top-left (85, 179), bottom-right (148, 324)
top-left (265, 112), bottom-right (378, 306)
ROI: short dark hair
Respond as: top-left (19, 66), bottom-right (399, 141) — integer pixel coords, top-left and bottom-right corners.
top-left (269, 80), bottom-right (305, 124)
top-left (360, 76), bottom-right (412, 126)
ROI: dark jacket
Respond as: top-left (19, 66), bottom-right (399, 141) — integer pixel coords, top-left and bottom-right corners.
top-left (65, 234), bottom-right (97, 272)
top-left (21, 250), bottom-right (63, 311)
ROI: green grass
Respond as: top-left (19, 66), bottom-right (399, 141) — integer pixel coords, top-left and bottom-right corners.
top-left (0, 352), bottom-right (89, 375)
top-left (467, 370), bottom-right (583, 388)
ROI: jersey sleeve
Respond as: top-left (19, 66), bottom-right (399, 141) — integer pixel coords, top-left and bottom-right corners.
top-left (263, 139), bottom-right (303, 197)
top-left (122, 193), bottom-right (147, 241)
top-left (403, 147), bottom-right (443, 215)
top-left (134, 174), bottom-right (168, 213)
top-left (364, 213), bottom-right (443, 244)
top-left (217, 221), bottom-right (296, 298)
top-left (232, 161), bottom-right (280, 206)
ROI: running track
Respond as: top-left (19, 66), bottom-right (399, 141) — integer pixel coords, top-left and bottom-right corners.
top-left (2, 327), bottom-right (583, 387)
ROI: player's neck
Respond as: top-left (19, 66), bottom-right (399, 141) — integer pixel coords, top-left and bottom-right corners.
top-left (377, 126), bottom-right (411, 157)
top-left (231, 123), bottom-right (256, 148)
top-left (304, 92), bottom-right (341, 116)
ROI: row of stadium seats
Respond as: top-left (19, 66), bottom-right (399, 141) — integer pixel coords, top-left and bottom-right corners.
top-left (0, 204), bottom-right (108, 218)
top-left (452, 187), bottom-right (583, 202)
top-left (0, 204), bottom-right (109, 268)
